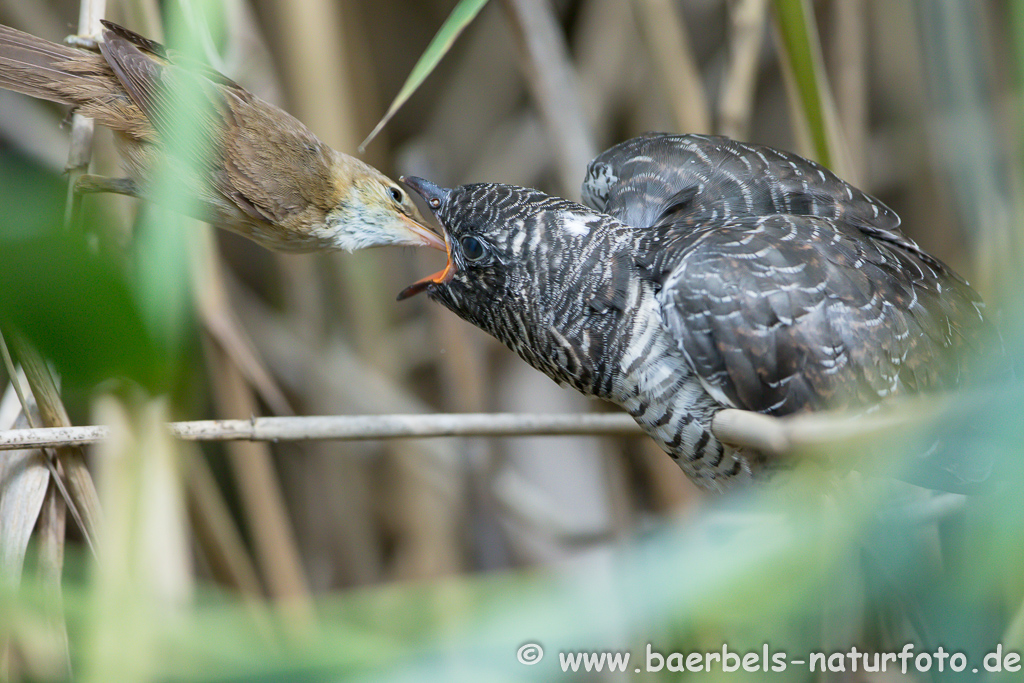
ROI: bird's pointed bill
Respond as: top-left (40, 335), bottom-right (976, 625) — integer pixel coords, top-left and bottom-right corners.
top-left (401, 175), bottom-right (450, 209)
top-left (399, 213), bottom-right (447, 250)
top-left (398, 175), bottom-right (455, 299)
top-left (397, 226), bottom-right (453, 300)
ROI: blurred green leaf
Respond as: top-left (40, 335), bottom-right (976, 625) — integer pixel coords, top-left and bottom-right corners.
top-left (132, 8), bottom-right (213, 370)
top-left (0, 229), bottom-right (166, 391)
top-left (772, 0), bottom-right (836, 170)
top-left (360, 0), bottom-right (490, 151)
top-left (0, 151), bottom-right (65, 237)
top-left (0, 157), bottom-right (169, 391)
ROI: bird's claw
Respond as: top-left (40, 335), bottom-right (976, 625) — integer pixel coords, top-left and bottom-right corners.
top-left (74, 175), bottom-right (140, 198)
top-left (64, 34), bottom-right (100, 50)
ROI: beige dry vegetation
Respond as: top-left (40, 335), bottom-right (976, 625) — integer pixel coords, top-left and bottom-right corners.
top-left (0, 0), bottom-right (1022, 681)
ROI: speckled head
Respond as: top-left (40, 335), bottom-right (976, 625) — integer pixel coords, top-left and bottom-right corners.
top-left (398, 177), bottom-right (629, 348)
top-left (397, 178), bottom-right (537, 325)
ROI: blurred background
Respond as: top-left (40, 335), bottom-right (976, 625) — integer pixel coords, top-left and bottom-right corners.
top-left (0, 0), bottom-right (1022, 681)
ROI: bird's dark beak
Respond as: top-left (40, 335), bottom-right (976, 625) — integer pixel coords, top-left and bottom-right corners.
top-left (401, 176), bottom-right (450, 211)
top-left (397, 176), bottom-right (454, 300)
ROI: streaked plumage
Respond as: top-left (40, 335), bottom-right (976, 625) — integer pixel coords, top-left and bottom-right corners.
top-left (587, 135), bottom-right (986, 415)
top-left (583, 133), bottom-right (901, 240)
top-left (400, 134), bottom-right (993, 492)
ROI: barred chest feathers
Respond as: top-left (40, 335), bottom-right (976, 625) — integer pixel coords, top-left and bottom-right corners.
top-left (492, 224), bottom-right (762, 490)
top-left (604, 282), bottom-right (762, 489)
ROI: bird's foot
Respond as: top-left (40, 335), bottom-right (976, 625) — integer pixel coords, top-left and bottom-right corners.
top-left (74, 175), bottom-right (140, 198)
top-left (64, 34), bottom-right (100, 51)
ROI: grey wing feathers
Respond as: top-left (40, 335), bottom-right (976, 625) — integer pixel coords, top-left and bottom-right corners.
top-left (647, 214), bottom-right (987, 415)
top-left (583, 133), bottom-right (904, 239)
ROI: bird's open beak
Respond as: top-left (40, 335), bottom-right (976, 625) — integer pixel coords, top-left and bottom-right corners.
top-left (399, 213), bottom-right (447, 251)
top-left (396, 232), bottom-right (453, 300)
top-left (397, 176), bottom-right (454, 300)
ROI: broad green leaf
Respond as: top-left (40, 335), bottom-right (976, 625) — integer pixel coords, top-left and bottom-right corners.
top-left (360, 0), bottom-right (490, 152)
top-left (0, 156), bottom-right (169, 391)
top-left (772, 0), bottom-right (839, 172)
top-left (0, 228), bottom-right (167, 391)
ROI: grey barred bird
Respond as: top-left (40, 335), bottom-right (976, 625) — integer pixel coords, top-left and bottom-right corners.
top-left (398, 134), bottom-right (991, 492)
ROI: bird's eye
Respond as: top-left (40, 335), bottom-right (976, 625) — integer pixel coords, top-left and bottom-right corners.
top-left (460, 236), bottom-right (487, 262)
top-left (388, 186), bottom-right (404, 203)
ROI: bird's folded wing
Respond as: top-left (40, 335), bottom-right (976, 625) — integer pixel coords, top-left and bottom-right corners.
top-left (585, 133), bottom-right (906, 239)
top-left (646, 213), bottom-right (988, 416)
top-left (98, 22), bottom-right (228, 171)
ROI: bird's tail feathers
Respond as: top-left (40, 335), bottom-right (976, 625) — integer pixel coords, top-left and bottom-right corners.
top-left (0, 24), bottom-right (99, 105)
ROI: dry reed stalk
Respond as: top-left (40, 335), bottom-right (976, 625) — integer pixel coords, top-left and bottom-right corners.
top-left (239, 264), bottom-right (467, 584)
top-left (631, 0), bottom-right (711, 134)
top-left (36, 474), bottom-right (70, 678)
top-left (501, 0), bottom-right (596, 195)
top-left (719, 0), bottom-right (768, 140)
top-left (830, 0), bottom-right (867, 183)
top-left (0, 4), bottom-right (107, 596)
top-left (82, 394), bottom-right (191, 683)
top-left (190, 229), bottom-right (293, 416)
top-left (0, 412), bottom-right (641, 449)
top-left (6, 335), bottom-right (100, 550)
top-left (573, 0), bottom-right (643, 143)
top-left (184, 442), bottom-right (279, 644)
top-left (184, 444), bottom-right (264, 596)
top-left (183, 444), bottom-right (280, 647)
top-left (0, 382), bottom-right (49, 586)
top-left (202, 336), bottom-right (316, 628)
top-left (117, 0), bottom-right (162, 40)
top-left (190, 227), bottom-right (307, 617)
top-left (0, 383), bottom-right (959, 581)
top-left (0, 395), bottom-right (945, 470)
top-left (63, 0), bottom-right (106, 228)
top-left (389, 310), bottom-right (476, 579)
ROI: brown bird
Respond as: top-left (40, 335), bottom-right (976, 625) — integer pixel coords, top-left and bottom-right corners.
top-left (0, 20), bottom-right (444, 253)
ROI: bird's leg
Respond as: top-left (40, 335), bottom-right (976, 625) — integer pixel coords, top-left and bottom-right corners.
top-left (74, 175), bottom-right (141, 198)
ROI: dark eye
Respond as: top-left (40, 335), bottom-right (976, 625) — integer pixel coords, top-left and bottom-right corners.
top-left (388, 186), bottom-right (403, 203)
top-left (460, 236), bottom-right (487, 262)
